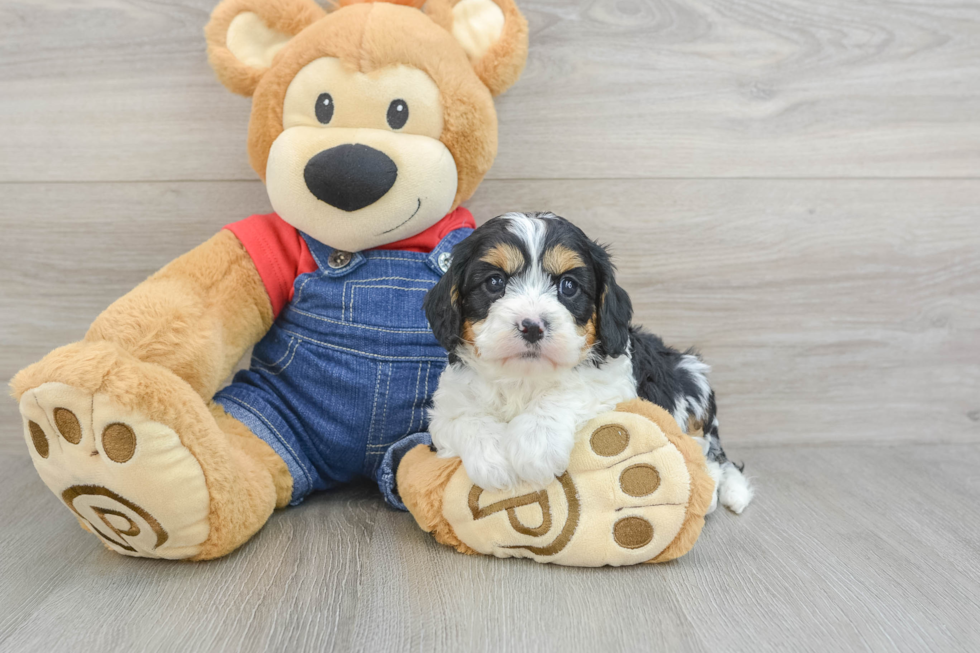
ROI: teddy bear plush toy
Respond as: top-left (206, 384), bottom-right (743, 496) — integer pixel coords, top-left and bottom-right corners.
top-left (12, 0), bottom-right (714, 566)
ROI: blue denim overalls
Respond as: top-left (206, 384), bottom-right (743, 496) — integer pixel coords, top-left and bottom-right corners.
top-left (214, 227), bottom-right (471, 509)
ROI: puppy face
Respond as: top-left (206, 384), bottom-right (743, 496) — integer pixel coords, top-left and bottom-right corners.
top-left (425, 212), bottom-right (633, 375)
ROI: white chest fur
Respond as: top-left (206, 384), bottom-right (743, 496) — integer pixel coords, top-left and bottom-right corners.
top-left (427, 354), bottom-right (638, 490)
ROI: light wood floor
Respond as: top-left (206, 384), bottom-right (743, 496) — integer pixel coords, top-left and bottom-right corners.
top-left (1, 1), bottom-right (979, 651)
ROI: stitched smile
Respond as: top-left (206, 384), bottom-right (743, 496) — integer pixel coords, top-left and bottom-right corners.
top-left (378, 198), bottom-right (422, 235)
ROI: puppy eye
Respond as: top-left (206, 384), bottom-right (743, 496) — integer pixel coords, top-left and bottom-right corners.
top-left (315, 93), bottom-right (334, 124)
top-left (485, 274), bottom-right (506, 293)
top-left (559, 277), bottom-right (579, 297)
top-left (387, 99), bottom-right (409, 130)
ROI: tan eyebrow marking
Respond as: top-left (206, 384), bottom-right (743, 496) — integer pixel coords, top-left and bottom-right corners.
top-left (480, 243), bottom-right (525, 275)
top-left (543, 245), bottom-right (585, 276)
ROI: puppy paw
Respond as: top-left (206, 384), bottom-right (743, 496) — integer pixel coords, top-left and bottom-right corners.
top-left (459, 442), bottom-right (519, 491)
top-left (502, 414), bottom-right (574, 489)
top-left (718, 462), bottom-right (754, 514)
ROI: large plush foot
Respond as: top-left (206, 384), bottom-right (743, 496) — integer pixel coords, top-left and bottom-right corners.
top-left (398, 399), bottom-right (715, 567)
top-left (13, 341), bottom-right (287, 560)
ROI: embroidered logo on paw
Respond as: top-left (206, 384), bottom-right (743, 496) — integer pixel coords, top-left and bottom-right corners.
top-left (468, 472), bottom-right (581, 557)
top-left (63, 485), bottom-right (169, 553)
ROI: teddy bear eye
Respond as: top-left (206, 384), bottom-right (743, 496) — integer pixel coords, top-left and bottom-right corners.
top-left (315, 93), bottom-right (334, 124)
top-left (387, 99), bottom-right (409, 130)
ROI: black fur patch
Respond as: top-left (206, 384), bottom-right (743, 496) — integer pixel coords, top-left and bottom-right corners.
top-left (629, 328), bottom-right (731, 466)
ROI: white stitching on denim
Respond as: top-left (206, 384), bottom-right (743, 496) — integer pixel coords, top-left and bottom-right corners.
top-left (346, 278), bottom-right (433, 325)
top-left (367, 439), bottom-right (411, 449)
top-left (279, 328), bottom-right (447, 362)
top-left (367, 360), bottom-right (434, 449)
top-left (354, 285), bottom-right (429, 292)
top-left (367, 363), bottom-right (383, 446)
top-left (252, 336), bottom-right (297, 368)
top-left (349, 286), bottom-right (428, 327)
top-left (423, 361), bottom-right (431, 423)
top-left (343, 279), bottom-right (350, 321)
top-left (285, 307), bottom-right (432, 334)
top-left (252, 339), bottom-right (301, 376)
top-left (293, 270), bottom-right (323, 303)
top-left (346, 276), bottom-right (437, 284)
top-left (380, 365), bottom-right (392, 443)
top-left (217, 394), bottom-right (314, 487)
top-left (403, 362), bottom-right (422, 437)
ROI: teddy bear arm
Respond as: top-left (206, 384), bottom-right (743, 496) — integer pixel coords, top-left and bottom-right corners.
top-left (83, 229), bottom-right (274, 400)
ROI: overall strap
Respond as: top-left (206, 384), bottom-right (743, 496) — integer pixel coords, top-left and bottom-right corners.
top-left (426, 227), bottom-right (473, 277)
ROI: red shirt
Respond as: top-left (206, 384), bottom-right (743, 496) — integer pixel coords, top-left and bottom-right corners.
top-left (225, 207), bottom-right (474, 317)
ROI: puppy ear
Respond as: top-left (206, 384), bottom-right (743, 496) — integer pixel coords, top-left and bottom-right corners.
top-left (205, 0), bottom-right (326, 97)
top-left (590, 241), bottom-right (633, 358)
top-left (428, 0), bottom-right (529, 96)
top-left (424, 262), bottom-right (464, 354)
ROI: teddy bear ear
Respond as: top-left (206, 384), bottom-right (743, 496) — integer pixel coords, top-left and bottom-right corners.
top-left (429, 0), bottom-right (529, 96)
top-left (205, 0), bottom-right (327, 97)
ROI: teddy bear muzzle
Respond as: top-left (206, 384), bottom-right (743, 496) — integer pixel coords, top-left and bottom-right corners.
top-left (303, 143), bottom-right (399, 212)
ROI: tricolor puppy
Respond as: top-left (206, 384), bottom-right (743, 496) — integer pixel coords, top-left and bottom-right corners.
top-left (424, 212), bottom-right (753, 514)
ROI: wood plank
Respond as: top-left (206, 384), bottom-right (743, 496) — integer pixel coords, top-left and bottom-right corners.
top-left (1, 0), bottom-right (979, 182)
top-left (2, 179), bottom-right (978, 452)
top-left (1, 442), bottom-right (977, 651)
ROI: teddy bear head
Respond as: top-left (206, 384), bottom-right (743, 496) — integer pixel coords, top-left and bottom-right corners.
top-left (205, 0), bottom-right (528, 251)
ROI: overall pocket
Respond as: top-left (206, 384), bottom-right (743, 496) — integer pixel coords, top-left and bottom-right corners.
top-left (251, 331), bottom-right (301, 376)
top-left (342, 277), bottom-right (435, 331)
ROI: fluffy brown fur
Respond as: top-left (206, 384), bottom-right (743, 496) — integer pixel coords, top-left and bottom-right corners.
top-left (206, 0), bottom-right (526, 208)
top-left (10, 230), bottom-right (288, 559)
top-left (83, 230), bottom-right (273, 400)
top-left (421, 0), bottom-right (528, 96)
top-left (458, 0), bottom-right (528, 96)
top-left (397, 445), bottom-right (478, 555)
top-left (205, 0), bottom-right (327, 97)
top-left (11, 340), bottom-right (289, 560)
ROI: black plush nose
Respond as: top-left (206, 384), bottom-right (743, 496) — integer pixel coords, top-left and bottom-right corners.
top-left (519, 319), bottom-right (544, 344)
top-left (303, 144), bottom-right (398, 212)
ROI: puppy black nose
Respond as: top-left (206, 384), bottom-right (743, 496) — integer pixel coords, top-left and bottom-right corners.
top-left (519, 319), bottom-right (544, 344)
top-left (304, 144), bottom-right (398, 212)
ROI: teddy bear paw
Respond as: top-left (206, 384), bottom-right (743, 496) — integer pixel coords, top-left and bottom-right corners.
top-left (19, 382), bottom-right (211, 559)
top-left (436, 408), bottom-right (711, 566)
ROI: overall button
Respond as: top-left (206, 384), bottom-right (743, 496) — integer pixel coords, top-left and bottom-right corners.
top-left (328, 250), bottom-right (352, 269)
top-left (437, 252), bottom-right (452, 273)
